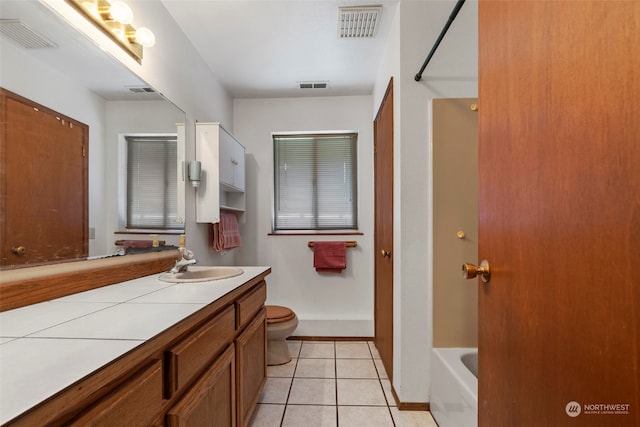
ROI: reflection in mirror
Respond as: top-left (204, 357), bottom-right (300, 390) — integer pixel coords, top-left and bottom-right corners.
top-left (0, 0), bottom-right (186, 269)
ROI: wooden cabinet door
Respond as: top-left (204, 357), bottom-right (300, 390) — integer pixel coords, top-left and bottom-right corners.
top-left (167, 344), bottom-right (236, 427)
top-left (235, 308), bottom-right (266, 427)
top-left (69, 361), bottom-right (163, 427)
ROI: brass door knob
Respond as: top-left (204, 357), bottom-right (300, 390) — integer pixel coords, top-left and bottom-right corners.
top-left (11, 246), bottom-right (26, 255)
top-left (380, 249), bottom-right (391, 258)
top-left (462, 260), bottom-right (491, 283)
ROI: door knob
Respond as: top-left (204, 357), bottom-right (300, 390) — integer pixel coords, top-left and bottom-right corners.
top-left (462, 260), bottom-right (491, 283)
top-left (380, 249), bottom-right (391, 258)
top-left (11, 246), bottom-right (26, 255)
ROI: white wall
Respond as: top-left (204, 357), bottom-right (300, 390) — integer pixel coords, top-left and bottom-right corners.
top-left (372, 0), bottom-right (478, 404)
top-left (233, 96), bottom-right (375, 336)
top-left (37, 0), bottom-right (236, 266)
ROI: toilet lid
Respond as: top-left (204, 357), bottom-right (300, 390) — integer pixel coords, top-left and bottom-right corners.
top-left (266, 305), bottom-right (295, 324)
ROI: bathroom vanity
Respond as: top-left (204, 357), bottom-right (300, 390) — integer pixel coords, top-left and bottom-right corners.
top-left (0, 266), bottom-right (270, 427)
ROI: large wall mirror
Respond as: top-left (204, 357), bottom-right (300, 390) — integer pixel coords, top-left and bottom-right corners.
top-left (0, 0), bottom-right (186, 270)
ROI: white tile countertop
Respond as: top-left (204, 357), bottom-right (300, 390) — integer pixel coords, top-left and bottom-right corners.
top-left (0, 266), bottom-right (270, 425)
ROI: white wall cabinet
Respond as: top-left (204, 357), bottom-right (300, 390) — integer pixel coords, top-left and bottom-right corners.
top-left (195, 122), bottom-right (245, 223)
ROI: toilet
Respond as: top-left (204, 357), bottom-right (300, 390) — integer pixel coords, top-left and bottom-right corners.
top-left (266, 305), bottom-right (298, 365)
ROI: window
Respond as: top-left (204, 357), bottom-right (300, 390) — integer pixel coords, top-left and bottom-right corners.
top-left (273, 132), bottom-right (358, 231)
top-left (125, 135), bottom-right (181, 230)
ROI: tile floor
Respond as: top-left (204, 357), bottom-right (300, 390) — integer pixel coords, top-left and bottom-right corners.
top-left (249, 341), bottom-right (438, 427)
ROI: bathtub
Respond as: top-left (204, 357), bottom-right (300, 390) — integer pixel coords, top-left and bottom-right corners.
top-left (430, 348), bottom-right (478, 427)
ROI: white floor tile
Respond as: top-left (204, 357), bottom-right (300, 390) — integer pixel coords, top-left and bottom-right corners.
top-left (295, 358), bottom-right (335, 378)
top-left (300, 342), bottom-right (335, 358)
top-left (390, 407), bottom-right (438, 427)
top-left (249, 404), bottom-right (285, 427)
top-left (335, 342), bottom-right (372, 359)
top-left (374, 358), bottom-right (388, 379)
top-left (287, 340), bottom-right (302, 358)
top-left (258, 377), bottom-right (292, 404)
top-left (337, 379), bottom-right (387, 406)
top-left (368, 342), bottom-right (382, 359)
top-left (282, 405), bottom-right (337, 427)
top-left (336, 359), bottom-right (378, 379)
top-left (267, 358), bottom-right (297, 378)
top-left (338, 406), bottom-right (394, 427)
top-left (288, 378), bottom-right (336, 405)
top-left (380, 379), bottom-right (396, 407)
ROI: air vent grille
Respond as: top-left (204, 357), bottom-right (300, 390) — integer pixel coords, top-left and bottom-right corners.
top-left (338, 6), bottom-right (382, 38)
top-left (298, 81), bottom-right (329, 89)
top-left (0, 19), bottom-right (58, 49)
top-left (128, 86), bottom-right (156, 93)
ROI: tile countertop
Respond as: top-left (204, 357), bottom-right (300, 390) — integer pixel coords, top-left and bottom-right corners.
top-left (0, 266), bottom-right (271, 425)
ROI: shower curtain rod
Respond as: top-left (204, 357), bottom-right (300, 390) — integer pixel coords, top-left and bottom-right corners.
top-left (414, 0), bottom-right (466, 82)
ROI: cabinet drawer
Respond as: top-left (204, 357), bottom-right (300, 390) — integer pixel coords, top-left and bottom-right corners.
top-left (235, 281), bottom-right (266, 329)
top-left (69, 360), bottom-right (163, 427)
top-left (166, 305), bottom-right (235, 397)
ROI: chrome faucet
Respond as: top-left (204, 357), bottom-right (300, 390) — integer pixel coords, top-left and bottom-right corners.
top-left (170, 248), bottom-right (197, 273)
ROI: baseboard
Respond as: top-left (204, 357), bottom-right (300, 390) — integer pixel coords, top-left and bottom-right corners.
top-left (289, 336), bottom-right (373, 341)
top-left (391, 383), bottom-right (430, 411)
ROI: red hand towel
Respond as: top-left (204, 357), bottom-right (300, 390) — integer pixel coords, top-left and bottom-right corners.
top-left (212, 213), bottom-right (242, 252)
top-left (122, 240), bottom-right (153, 249)
top-left (313, 241), bottom-right (347, 273)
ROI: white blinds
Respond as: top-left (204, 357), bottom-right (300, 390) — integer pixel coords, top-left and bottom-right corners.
top-left (126, 135), bottom-right (180, 229)
top-left (274, 133), bottom-right (358, 230)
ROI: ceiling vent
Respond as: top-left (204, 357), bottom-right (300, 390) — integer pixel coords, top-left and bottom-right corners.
top-left (338, 6), bottom-right (382, 38)
top-left (298, 81), bottom-right (329, 89)
top-left (0, 19), bottom-right (58, 49)
top-left (128, 86), bottom-right (156, 94)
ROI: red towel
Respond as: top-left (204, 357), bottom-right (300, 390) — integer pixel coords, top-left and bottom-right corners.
top-left (212, 212), bottom-right (242, 252)
top-left (313, 241), bottom-right (347, 273)
top-left (122, 240), bottom-right (153, 249)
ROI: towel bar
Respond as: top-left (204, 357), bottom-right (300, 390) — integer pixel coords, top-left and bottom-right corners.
top-left (308, 241), bottom-right (357, 248)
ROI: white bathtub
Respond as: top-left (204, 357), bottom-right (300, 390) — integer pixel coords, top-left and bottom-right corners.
top-left (430, 348), bottom-right (478, 427)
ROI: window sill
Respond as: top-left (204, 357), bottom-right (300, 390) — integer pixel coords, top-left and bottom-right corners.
top-left (115, 230), bottom-right (185, 235)
top-left (268, 231), bottom-right (363, 236)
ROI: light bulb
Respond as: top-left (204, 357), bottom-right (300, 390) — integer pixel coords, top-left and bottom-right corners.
top-left (110, 1), bottom-right (133, 25)
top-left (135, 27), bottom-right (155, 47)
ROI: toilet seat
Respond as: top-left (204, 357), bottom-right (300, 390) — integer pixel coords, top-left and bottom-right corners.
top-left (266, 305), bottom-right (296, 324)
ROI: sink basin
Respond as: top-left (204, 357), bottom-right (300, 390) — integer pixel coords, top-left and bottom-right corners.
top-left (158, 266), bottom-right (244, 283)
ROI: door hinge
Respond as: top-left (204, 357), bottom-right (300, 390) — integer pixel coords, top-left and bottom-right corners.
top-left (82, 146), bottom-right (86, 157)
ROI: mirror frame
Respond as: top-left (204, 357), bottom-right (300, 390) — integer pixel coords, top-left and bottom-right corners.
top-left (0, 250), bottom-right (179, 311)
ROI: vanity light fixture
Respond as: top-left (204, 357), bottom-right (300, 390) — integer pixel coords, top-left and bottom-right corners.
top-left (66, 0), bottom-right (155, 63)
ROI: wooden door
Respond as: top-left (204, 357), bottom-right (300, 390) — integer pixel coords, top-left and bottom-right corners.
top-left (1, 89), bottom-right (88, 267)
top-left (374, 78), bottom-right (394, 380)
top-left (478, 2), bottom-right (639, 426)
top-left (432, 98), bottom-right (478, 348)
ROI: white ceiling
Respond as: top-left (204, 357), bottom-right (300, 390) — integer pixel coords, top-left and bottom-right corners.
top-left (1, 0), bottom-right (469, 101)
top-left (161, 0), bottom-right (401, 98)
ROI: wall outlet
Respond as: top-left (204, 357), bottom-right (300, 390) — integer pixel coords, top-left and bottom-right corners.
top-left (89, 227), bottom-right (95, 240)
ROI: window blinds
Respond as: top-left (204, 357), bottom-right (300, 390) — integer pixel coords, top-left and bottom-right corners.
top-left (126, 135), bottom-right (180, 229)
top-left (274, 133), bottom-right (358, 230)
